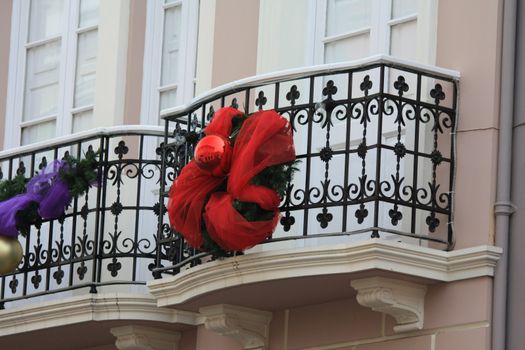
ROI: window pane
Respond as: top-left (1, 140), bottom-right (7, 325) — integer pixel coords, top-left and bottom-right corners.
top-left (161, 5), bottom-right (182, 86)
top-left (79, 0), bottom-right (100, 28)
top-left (21, 120), bottom-right (56, 145)
top-left (324, 33), bottom-right (370, 63)
top-left (392, 0), bottom-right (418, 19)
top-left (28, 0), bottom-right (64, 42)
top-left (390, 20), bottom-right (417, 59)
top-left (326, 0), bottom-right (371, 37)
top-left (72, 109), bottom-right (93, 133)
top-left (160, 88), bottom-right (177, 112)
top-left (74, 29), bottom-right (98, 107)
top-left (24, 41), bottom-right (61, 122)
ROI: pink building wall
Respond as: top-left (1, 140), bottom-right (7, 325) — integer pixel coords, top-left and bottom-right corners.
top-left (436, 0), bottom-right (503, 249)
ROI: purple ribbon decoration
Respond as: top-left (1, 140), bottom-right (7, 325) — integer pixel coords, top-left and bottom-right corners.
top-left (0, 160), bottom-right (72, 238)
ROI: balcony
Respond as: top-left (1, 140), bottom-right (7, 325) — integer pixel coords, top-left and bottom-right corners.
top-left (0, 57), bottom-right (501, 323)
top-left (155, 55), bottom-right (459, 274)
top-left (0, 126), bottom-right (170, 309)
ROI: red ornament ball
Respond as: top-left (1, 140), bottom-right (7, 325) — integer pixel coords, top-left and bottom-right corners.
top-left (194, 135), bottom-right (232, 176)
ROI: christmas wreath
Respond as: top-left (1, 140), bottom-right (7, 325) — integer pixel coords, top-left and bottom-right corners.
top-left (168, 107), bottom-right (297, 254)
top-left (0, 150), bottom-right (98, 274)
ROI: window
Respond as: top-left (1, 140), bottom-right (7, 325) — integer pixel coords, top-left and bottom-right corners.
top-left (6, 0), bottom-right (99, 147)
top-left (315, 0), bottom-right (436, 64)
top-left (140, 0), bottom-right (199, 124)
top-left (309, 0), bottom-right (437, 238)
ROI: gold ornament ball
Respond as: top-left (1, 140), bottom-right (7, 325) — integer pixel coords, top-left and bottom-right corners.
top-left (0, 236), bottom-right (23, 275)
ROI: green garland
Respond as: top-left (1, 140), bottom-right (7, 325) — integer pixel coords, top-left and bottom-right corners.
top-left (0, 151), bottom-right (100, 236)
top-left (199, 114), bottom-right (298, 255)
top-left (0, 175), bottom-right (27, 202)
top-left (60, 150), bottom-right (99, 197)
top-left (16, 202), bottom-right (40, 237)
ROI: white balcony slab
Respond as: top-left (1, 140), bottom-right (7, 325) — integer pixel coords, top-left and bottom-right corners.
top-left (147, 240), bottom-right (501, 308)
top-left (0, 292), bottom-right (201, 336)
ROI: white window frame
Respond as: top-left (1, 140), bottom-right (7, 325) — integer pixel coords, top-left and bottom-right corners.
top-left (5, 0), bottom-right (99, 149)
top-left (140, 0), bottom-right (199, 125)
top-left (312, 0), bottom-right (437, 65)
top-left (70, 4), bottom-right (99, 133)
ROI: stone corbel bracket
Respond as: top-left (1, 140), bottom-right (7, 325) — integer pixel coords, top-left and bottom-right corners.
top-left (351, 277), bottom-right (427, 333)
top-left (199, 304), bottom-right (272, 350)
top-left (110, 325), bottom-right (181, 350)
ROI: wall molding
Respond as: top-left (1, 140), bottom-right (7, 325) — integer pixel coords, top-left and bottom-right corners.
top-left (148, 240), bottom-right (501, 307)
top-left (200, 304), bottom-right (272, 350)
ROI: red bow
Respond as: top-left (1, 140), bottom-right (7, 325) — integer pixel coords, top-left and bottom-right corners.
top-left (167, 107), bottom-right (296, 251)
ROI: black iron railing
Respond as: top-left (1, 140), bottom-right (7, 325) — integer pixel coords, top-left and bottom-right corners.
top-left (0, 127), bottom-right (170, 308)
top-left (156, 57), bottom-right (459, 276)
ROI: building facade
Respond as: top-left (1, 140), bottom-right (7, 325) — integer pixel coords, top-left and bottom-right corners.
top-left (0, 0), bottom-right (521, 349)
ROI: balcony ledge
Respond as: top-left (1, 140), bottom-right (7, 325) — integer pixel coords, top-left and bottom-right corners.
top-left (147, 240), bottom-right (501, 308)
top-left (0, 292), bottom-right (201, 336)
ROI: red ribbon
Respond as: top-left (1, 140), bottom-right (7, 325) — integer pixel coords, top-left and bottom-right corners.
top-left (168, 107), bottom-right (296, 251)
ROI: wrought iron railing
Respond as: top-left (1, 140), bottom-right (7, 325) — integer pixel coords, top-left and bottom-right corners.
top-left (0, 127), bottom-right (170, 308)
top-left (156, 56), bottom-right (459, 276)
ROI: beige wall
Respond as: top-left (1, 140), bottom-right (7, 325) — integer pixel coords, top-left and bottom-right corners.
top-left (211, 0), bottom-right (260, 87)
top-left (0, 0), bottom-right (12, 151)
top-left (261, 278), bottom-right (492, 350)
top-left (123, 0), bottom-right (147, 125)
top-left (179, 327), bottom-right (198, 350)
top-left (436, 0), bottom-right (503, 249)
